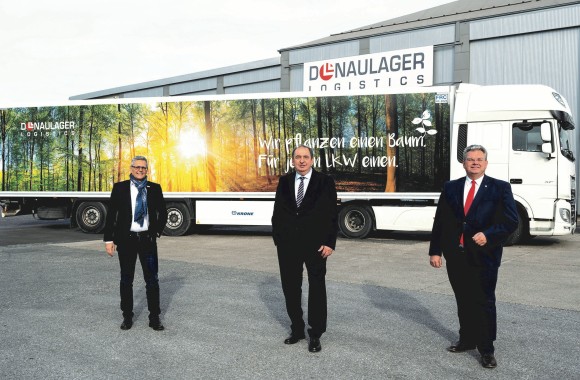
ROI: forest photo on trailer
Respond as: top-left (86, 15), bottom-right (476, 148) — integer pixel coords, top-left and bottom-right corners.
top-left (0, 91), bottom-right (450, 194)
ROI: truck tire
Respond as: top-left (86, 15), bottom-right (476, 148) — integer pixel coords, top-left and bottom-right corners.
top-left (338, 204), bottom-right (373, 238)
top-left (76, 201), bottom-right (107, 233)
top-left (505, 206), bottom-right (530, 246)
top-left (164, 202), bottom-right (191, 236)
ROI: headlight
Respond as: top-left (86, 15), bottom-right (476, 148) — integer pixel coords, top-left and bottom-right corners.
top-left (559, 208), bottom-right (571, 223)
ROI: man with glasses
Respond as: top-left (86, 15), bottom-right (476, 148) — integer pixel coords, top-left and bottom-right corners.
top-left (429, 144), bottom-right (518, 369)
top-left (271, 145), bottom-right (338, 353)
top-left (103, 156), bottom-right (168, 331)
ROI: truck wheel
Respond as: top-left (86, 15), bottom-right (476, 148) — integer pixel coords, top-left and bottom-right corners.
top-left (338, 204), bottom-right (373, 238)
top-left (164, 202), bottom-right (191, 236)
top-left (76, 201), bottom-right (107, 233)
top-left (505, 206), bottom-right (530, 246)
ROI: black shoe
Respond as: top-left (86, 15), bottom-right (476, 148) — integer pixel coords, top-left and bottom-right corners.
top-left (481, 354), bottom-right (497, 369)
top-left (284, 333), bottom-right (305, 345)
top-left (149, 319), bottom-right (165, 331)
top-left (447, 342), bottom-right (476, 353)
top-left (308, 337), bottom-right (321, 353)
top-left (120, 319), bottom-right (133, 330)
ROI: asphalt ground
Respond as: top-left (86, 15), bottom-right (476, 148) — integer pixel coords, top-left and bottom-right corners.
top-left (0, 216), bottom-right (579, 379)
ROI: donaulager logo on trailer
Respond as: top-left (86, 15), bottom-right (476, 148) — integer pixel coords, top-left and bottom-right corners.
top-left (20, 121), bottom-right (76, 137)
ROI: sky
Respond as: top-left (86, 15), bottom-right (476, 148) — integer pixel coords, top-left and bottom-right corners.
top-left (0, 0), bottom-right (454, 106)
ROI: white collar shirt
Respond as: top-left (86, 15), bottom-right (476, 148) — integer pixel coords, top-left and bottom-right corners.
top-left (295, 169), bottom-right (312, 199)
top-left (463, 175), bottom-right (484, 206)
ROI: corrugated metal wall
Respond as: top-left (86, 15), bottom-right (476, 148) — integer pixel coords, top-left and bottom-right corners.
top-left (367, 24), bottom-right (457, 85)
top-left (470, 28), bottom-right (579, 122)
top-left (169, 78), bottom-right (218, 96)
top-left (369, 24), bottom-right (455, 51)
top-left (288, 41), bottom-right (359, 65)
top-left (224, 80), bottom-right (281, 94)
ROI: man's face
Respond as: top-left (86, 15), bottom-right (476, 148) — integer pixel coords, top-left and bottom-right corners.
top-left (292, 147), bottom-right (314, 176)
top-left (463, 150), bottom-right (488, 179)
top-left (130, 160), bottom-right (148, 180)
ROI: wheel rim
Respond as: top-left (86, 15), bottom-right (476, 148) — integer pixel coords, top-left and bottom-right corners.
top-left (343, 209), bottom-right (366, 233)
top-left (167, 209), bottom-right (183, 229)
top-left (82, 207), bottom-right (100, 227)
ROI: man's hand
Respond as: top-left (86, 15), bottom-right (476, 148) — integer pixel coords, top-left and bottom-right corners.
top-left (430, 255), bottom-right (443, 268)
top-left (472, 232), bottom-right (487, 246)
top-left (318, 245), bottom-right (334, 258)
top-left (105, 242), bottom-right (116, 257)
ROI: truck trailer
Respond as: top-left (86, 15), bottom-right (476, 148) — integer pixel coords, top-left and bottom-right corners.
top-left (0, 84), bottom-right (575, 244)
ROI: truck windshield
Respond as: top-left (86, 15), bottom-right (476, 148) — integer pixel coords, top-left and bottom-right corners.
top-left (558, 124), bottom-right (575, 162)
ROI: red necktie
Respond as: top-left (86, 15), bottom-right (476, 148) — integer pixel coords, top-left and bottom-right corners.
top-left (460, 180), bottom-right (476, 246)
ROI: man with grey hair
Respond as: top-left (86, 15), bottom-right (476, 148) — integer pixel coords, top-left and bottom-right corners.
top-left (104, 156), bottom-right (168, 331)
top-left (429, 144), bottom-right (518, 369)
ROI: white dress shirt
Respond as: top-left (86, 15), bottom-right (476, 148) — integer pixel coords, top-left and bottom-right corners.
top-left (463, 175), bottom-right (484, 206)
top-left (295, 169), bottom-right (312, 199)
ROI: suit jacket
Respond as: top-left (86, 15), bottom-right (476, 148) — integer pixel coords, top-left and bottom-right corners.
top-left (429, 175), bottom-right (518, 267)
top-left (271, 169), bottom-right (338, 250)
top-left (103, 180), bottom-right (168, 245)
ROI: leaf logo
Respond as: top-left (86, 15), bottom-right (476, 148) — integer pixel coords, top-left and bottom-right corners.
top-left (412, 110), bottom-right (437, 135)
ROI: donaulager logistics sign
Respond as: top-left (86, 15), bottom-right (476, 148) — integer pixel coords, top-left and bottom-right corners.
top-left (303, 46), bottom-right (433, 94)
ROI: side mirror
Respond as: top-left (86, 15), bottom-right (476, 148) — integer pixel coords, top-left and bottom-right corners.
top-left (542, 142), bottom-right (554, 154)
top-left (541, 122), bottom-right (552, 142)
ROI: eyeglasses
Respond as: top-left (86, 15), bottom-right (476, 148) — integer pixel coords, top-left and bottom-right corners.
top-left (131, 166), bottom-right (148, 171)
top-left (465, 158), bottom-right (485, 162)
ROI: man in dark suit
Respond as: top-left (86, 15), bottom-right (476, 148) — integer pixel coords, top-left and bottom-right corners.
top-left (104, 156), bottom-right (168, 331)
top-left (272, 145), bottom-right (338, 353)
top-left (429, 144), bottom-right (518, 369)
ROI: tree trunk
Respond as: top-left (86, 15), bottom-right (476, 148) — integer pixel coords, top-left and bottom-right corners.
top-left (204, 101), bottom-right (216, 191)
top-left (316, 97), bottom-right (327, 172)
top-left (117, 104), bottom-right (122, 183)
top-left (385, 95), bottom-right (397, 192)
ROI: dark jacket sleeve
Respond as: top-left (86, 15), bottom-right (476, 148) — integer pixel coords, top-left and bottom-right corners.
top-left (321, 175), bottom-right (338, 249)
top-left (271, 177), bottom-right (282, 246)
top-left (103, 182), bottom-right (120, 242)
top-left (429, 184), bottom-right (453, 256)
top-left (481, 180), bottom-right (519, 248)
top-left (151, 183), bottom-right (167, 237)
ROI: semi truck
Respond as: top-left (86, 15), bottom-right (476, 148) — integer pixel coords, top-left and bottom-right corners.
top-left (0, 84), bottom-right (575, 244)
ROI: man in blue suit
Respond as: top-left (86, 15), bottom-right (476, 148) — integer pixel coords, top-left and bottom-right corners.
top-left (429, 144), bottom-right (518, 369)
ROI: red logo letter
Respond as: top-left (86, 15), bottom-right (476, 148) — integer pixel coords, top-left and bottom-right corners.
top-left (319, 63), bottom-right (334, 81)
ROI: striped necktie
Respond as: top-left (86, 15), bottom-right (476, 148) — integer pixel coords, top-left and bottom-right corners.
top-left (296, 176), bottom-right (305, 207)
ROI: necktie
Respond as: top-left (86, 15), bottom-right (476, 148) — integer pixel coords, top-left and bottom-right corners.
top-left (296, 176), bottom-right (305, 207)
top-left (460, 180), bottom-right (476, 246)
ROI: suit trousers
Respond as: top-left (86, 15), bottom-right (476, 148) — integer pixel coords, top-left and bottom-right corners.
top-left (277, 244), bottom-right (327, 338)
top-left (117, 233), bottom-right (161, 321)
top-left (446, 249), bottom-right (499, 354)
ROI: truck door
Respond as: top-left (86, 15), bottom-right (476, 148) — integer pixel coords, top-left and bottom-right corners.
top-left (509, 121), bottom-right (557, 219)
